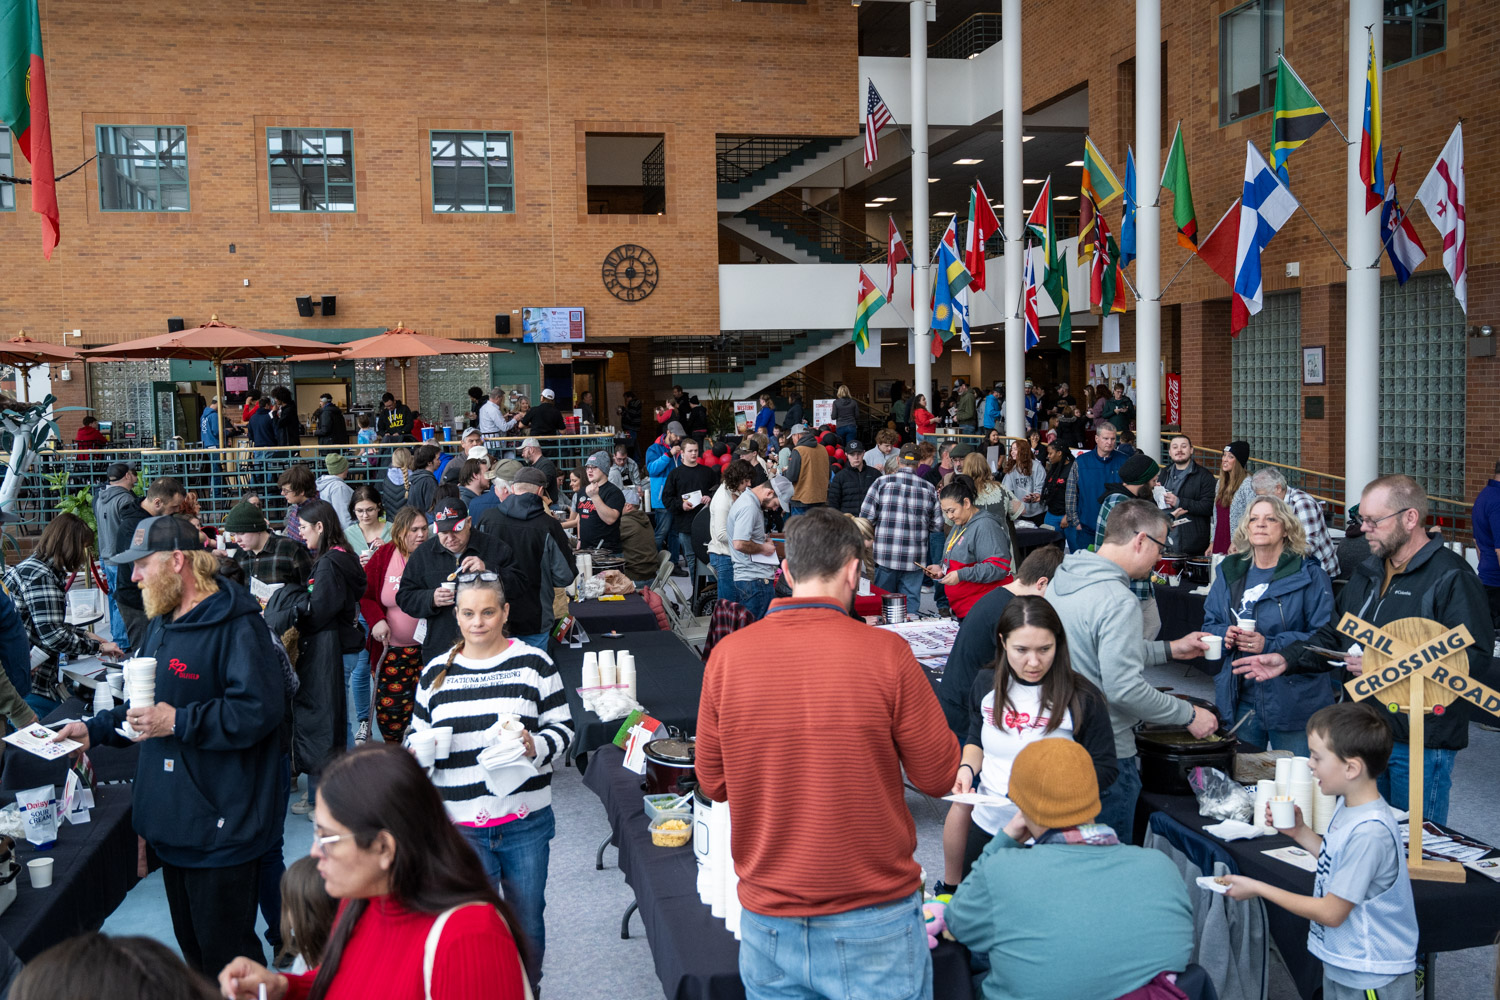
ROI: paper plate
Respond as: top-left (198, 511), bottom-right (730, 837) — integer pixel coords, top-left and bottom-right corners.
top-left (1195, 875), bottom-right (1233, 895)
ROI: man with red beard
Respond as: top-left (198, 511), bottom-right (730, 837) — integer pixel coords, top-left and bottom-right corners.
top-left (54, 516), bottom-right (285, 977)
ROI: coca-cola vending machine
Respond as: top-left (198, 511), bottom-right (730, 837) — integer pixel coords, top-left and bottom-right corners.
top-left (1166, 373), bottom-right (1181, 427)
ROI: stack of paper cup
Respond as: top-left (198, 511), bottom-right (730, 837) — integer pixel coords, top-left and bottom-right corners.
top-left (581, 652), bottom-right (600, 689)
top-left (618, 653), bottom-right (637, 699)
top-left (122, 658), bottom-right (156, 708)
top-left (598, 650), bottom-right (618, 687)
top-left (1288, 758), bottom-right (1315, 826)
top-left (1311, 789), bottom-right (1337, 835)
top-left (1252, 779), bottom-right (1278, 835)
top-left (577, 552), bottom-right (594, 586)
top-left (1274, 756), bottom-right (1295, 798)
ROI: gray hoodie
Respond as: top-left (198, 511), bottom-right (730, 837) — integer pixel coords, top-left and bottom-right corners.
top-left (1045, 550), bottom-right (1193, 758)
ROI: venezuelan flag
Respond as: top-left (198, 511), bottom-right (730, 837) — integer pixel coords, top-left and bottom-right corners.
top-left (1360, 33), bottom-right (1383, 213)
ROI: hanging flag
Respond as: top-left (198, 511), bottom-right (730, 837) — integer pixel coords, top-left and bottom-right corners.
top-left (1120, 146), bottom-right (1137, 268)
top-left (1022, 246), bottom-right (1041, 351)
top-left (1077, 137), bottom-right (1123, 263)
top-left (0, 0), bottom-right (58, 259)
top-left (930, 219), bottom-right (972, 352)
top-left (1160, 123), bottom-right (1199, 250)
top-left (1090, 211), bottom-right (1127, 316)
top-left (854, 267), bottom-right (887, 354)
top-left (1024, 176), bottom-right (1071, 351)
top-left (964, 181), bottom-right (1003, 291)
top-left (1270, 56), bottom-right (1331, 184)
top-left (1233, 143), bottom-right (1300, 335)
top-left (1194, 198), bottom-right (1251, 335)
top-left (864, 80), bottom-right (894, 170)
top-left (956, 286), bottom-right (972, 354)
top-left (885, 216), bottom-right (909, 306)
top-left (1380, 152), bottom-right (1426, 285)
top-left (1359, 34), bottom-right (1384, 213)
top-left (1414, 122), bottom-right (1466, 313)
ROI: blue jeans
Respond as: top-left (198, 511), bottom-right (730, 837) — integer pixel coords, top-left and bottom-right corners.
top-left (1043, 512), bottom-right (1065, 539)
top-left (735, 579), bottom-right (774, 620)
top-left (459, 806), bottom-right (555, 988)
top-left (836, 426), bottom-right (856, 446)
top-left (873, 567), bottom-right (923, 617)
top-left (1236, 717), bottom-right (1310, 756)
top-left (957, 423), bottom-right (976, 434)
top-left (343, 650), bottom-right (367, 747)
top-left (1378, 743), bottom-right (1457, 825)
top-left (787, 502), bottom-right (824, 519)
top-left (256, 754), bottom-right (291, 951)
top-left (677, 531), bottom-right (697, 583)
top-left (1098, 756), bottom-right (1142, 844)
top-left (710, 553), bottom-right (735, 602)
top-left (653, 508), bottom-right (680, 562)
top-left (928, 531), bottom-right (948, 612)
top-left (103, 563), bottom-right (128, 647)
top-left (514, 631), bottom-right (551, 652)
top-left (739, 890), bottom-right (932, 1000)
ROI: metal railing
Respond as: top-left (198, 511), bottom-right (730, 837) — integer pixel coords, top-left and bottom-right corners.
top-left (752, 191), bottom-right (881, 262)
top-left (22, 434), bottom-right (615, 550)
top-left (716, 136), bottom-right (822, 185)
top-left (647, 331), bottom-right (806, 377)
top-left (1168, 439), bottom-right (1475, 548)
top-left (928, 12), bottom-right (1002, 60)
top-left (642, 140), bottom-right (665, 215)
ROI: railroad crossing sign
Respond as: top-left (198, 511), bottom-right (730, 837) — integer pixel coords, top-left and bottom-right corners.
top-left (1337, 613), bottom-right (1500, 882)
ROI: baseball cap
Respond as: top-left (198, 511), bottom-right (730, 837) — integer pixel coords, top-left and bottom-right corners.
top-left (520, 437), bottom-right (542, 451)
top-left (900, 443), bottom-right (921, 463)
top-left (106, 462), bottom-right (135, 481)
top-left (541, 388), bottom-right (555, 399)
top-left (319, 393), bottom-right (332, 403)
top-left (513, 467), bottom-right (549, 489)
top-left (467, 445), bottom-right (490, 462)
top-left (111, 515), bottom-right (203, 565)
top-left (622, 487), bottom-right (642, 506)
top-left (585, 451), bottom-right (611, 472)
top-left (845, 440), bottom-right (865, 454)
top-left (666, 421), bottom-right (687, 438)
top-left (490, 458), bottom-right (524, 484)
top-left (433, 498), bottom-right (470, 532)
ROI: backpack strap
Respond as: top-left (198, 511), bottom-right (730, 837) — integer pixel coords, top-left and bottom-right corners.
top-left (423, 902), bottom-right (534, 1000)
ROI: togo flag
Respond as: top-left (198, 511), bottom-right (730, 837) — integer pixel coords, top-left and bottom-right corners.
top-left (853, 267), bottom-right (886, 353)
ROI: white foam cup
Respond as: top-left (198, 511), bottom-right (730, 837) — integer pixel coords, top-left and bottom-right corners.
top-left (1270, 797), bottom-right (1297, 830)
top-left (408, 731), bottom-right (438, 767)
top-left (500, 720), bottom-right (526, 743)
top-left (430, 727), bottom-right (454, 759)
top-left (1201, 634), bottom-right (1223, 661)
top-left (27, 858), bottom-right (53, 888)
top-left (1235, 617), bottom-right (1257, 633)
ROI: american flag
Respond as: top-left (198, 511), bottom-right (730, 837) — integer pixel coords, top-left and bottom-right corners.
top-left (864, 80), bottom-right (894, 169)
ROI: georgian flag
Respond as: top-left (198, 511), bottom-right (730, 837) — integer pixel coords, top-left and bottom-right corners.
top-left (1415, 123), bottom-right (1466, 313)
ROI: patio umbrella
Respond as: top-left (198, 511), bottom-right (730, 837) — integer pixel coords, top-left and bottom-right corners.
top-left (302, 323), bottom-right (513, 401)
top-left (80, 316), bottom-right (338, 447)
top-left (0, 333), bottom-right (83, 403)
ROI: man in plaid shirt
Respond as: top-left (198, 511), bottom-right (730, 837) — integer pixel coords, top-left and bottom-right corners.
top-left (860, 444), bottom-right (944, 615)
top-left (224, 502), bottom-right (313, 589)
top-left (1250, 468), bottom-right (1339, 577)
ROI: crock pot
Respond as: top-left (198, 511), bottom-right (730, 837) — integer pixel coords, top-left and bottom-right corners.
top-left (641, 737), bottom-right (696, 796)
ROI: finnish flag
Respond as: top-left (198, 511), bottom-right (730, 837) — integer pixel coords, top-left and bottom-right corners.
top-left (1233, 143), bottom-right (1299, 322)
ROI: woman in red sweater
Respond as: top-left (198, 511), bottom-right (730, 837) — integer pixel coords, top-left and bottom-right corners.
top-left (218, 745), bottom-right (529, 1000)
top-left (911, 393), bottom-right (936, 442)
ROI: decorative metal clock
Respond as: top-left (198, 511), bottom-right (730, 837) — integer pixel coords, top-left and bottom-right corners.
top-left (602, 244), bottom-right (659, 302)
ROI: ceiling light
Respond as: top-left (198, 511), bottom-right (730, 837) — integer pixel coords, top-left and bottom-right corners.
top-left (1067, 159), bottom-right (1084, 167)
top-left (1022, 135), bottom-right (1034, 142)
top-left (1054, 194), bottom-right (1078, 201)
top-left (928, 177), bottom-right (939, 183)
top-left (933, 210), bottom-right (955, 216)
top-left (1023, 178), bottom-right (1042, 184)
top-left (874, 196), bottom-right (897, 202)
top-left (990, 203), bottom-right (1003, 209)
top-left (953, 158), bottom-right (983, 165)
top-left (864, 202), bottom-right (882, 208)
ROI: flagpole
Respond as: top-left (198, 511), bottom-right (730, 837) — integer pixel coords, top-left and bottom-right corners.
top-left (1135, 0), bottom-right (1163, 462)
top-left (1300, 203), bottom-right (1352, 268)
top-left (1345, 0), bottom-right (1382, 501)
top-left (1158, 252), bottom-right (1197, 298)
top-left (910, 0), bottom-right (933, 405)
top-left (1282, 54), bottom-right (1352, 145)
top-left (1001, 0), bottom-right (1026, 439)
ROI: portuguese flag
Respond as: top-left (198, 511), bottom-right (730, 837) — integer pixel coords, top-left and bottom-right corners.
top-left (0, 0), bottom-right (57, 259)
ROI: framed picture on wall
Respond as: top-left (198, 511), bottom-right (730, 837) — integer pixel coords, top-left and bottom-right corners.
top-left (1302, 346), bottom-right (1326, 385)
top-left (873, 379), bottom-right (896, 401)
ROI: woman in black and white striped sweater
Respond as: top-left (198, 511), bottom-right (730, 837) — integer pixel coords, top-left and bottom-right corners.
top-left (410, 572), bottom-right (572, 991)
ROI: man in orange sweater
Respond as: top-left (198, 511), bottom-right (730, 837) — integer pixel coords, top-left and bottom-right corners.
top-left (696, 507), bottom-right (959, 1000)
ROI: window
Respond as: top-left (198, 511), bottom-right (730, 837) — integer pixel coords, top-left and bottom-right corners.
top-left (429, 131), bottom-right (514, 213)
top-left (585, 133), bottom-right (665, 215)
top-left (1231, 291), bottom-right (1301, 469)
top-left (1380, 274), bottom-right (1465, 499)
top-left (1219, 0), bottom-right (1283, 125)
top-left (95, 126), bottom-right (189, 212)
top-left (0, 132), bottom-right (12, 211)
top-left (1385, 1), bottom-right (1444, 66)
top-left (267, 128), bottom-right (355, 212)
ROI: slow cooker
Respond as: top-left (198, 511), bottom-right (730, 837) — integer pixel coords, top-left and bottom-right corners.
top-left (1135, 695), bottom-right (1238, 795)
top-left (641, 737), bottom-right (696, 796)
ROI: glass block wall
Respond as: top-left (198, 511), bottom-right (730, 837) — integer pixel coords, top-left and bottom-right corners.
top-left (1231, 290), bottom-right (1302, 468)
top-left (417, 354), bottom-right (490, 428)
top-left (353, 359), bottom-right (386, 409)
top-left (91, 359), bottom-right (170, 445)
top-left (1379, 273), bottom-right (1466, 500)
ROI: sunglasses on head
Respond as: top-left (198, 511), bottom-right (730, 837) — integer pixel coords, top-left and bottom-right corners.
top-left (457, 571), bottom-right (499, 584)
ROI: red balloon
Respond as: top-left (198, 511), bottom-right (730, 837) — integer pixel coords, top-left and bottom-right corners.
top-left (701, 453), bottom-right (719, 467)
top-left (834, 448), bottom-right (846, 461)
top-left (824, 445), bottom-right (837, 457)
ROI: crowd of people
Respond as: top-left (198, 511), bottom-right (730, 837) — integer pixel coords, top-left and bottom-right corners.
top-left (0, 376), bottom-right (1494, 1000)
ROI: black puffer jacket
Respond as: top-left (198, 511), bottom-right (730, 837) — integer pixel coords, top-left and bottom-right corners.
top-left (827, 463), bottom-right (881, 516)
top-left (1285, 536), bottom-right (1495, 750)
top-left (289, 546), bottom-right (366, 774)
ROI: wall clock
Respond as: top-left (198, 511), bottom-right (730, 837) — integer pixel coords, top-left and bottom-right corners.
top-left (602, 244), bottom-right (659, 302)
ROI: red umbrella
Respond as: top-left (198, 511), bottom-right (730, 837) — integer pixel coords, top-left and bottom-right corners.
top-left (0, 333), bottom-right (83, 402)
top-left (80, 317), bottom-right (339, 446)
top-left (301, 323), bottom-right (514, 400)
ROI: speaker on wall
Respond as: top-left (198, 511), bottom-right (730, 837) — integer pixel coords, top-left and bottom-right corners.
top-left (495, 315), bottom-right (511, 338)
top-left (167, 317), bottom-right (186, 333)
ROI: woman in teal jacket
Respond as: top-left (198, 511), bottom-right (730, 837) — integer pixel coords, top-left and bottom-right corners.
top-left (1204, 495), bottom-right (1335, 753)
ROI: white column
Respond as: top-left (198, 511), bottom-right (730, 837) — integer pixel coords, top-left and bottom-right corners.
top-left (1345, 0), bottom-right (1381, 502)
top-left (910, 0), bottom-right (931, 409)
top-left (1002, 0), bottom-right (1025, 439)
top-left (1134, 0), bottom-right (1161, 462)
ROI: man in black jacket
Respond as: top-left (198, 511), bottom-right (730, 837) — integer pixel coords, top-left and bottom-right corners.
top-left (270, 387), bottom-right (302, 449)
top-left (520, 388), bottom-right (566, 437)
top-left (407, 444), bottom-right (441, 517)
top-left (314, 393), bottom-right (349, 446)
top-left (1233, 474), bottom-right (1495, 825)
top-left (476, 467), bottom-right (575, 650)
top-left (395, 498), bottom-right (525, 663)
top-left (1159, 434), bottom-right (1215, 555)
top-left (827, 440), bottom-right (881, 516)
top-left (661, 441), bottom-right (719, 580)
top-left (57, 517), bottom-right (285, 976)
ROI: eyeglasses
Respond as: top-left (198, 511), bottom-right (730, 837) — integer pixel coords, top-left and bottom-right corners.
top-left (312, 829), bottom-right (352, 853)
top-left (1358, 508), bottom-right (1411, 531)
top-left (1142, 533), bottom-right (1167, 551)
top-left (457, 571), bottom-right (498, 583)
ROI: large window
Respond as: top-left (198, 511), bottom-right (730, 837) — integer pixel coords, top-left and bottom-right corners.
top-left (1231, 291), bottom-right (1301, 469)
top-left (430, 131), bottom-right (514, 213)
top-left (1219, 0), bottom-right (1283, 125)
top-left (267, 128), bottom-right (355, 212)
top-left (1385, 1), bottom-right (1444, 67)
top-left (1380, 274), bottom-right (1466, 500)
top-left (0, 132), bottom-right (12, 211)
top-left (95, 126), bottom-right (189, 212)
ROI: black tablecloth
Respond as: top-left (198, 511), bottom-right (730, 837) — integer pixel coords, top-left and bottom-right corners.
top-left (1015, 525), bottom-right (1064, 561)
top-left (583, 745), bottom-right (974, 1000)
top-left (1141, 789), bottom-right (1500, 1000)
top-left (569, 594), bottom-right (662, 635)
top-left (552, 632), bottom-right (706, 761)
top-left (1154, 585), bottom-right (1216, 676)
top-left (1, 699), bottom-right (141, 791)
top-left (0, 783), bottom-right (140, 961)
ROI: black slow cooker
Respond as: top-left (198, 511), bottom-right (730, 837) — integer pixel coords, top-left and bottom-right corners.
top-left (1135, 695), bottom-right (1238, 795)
top-left (641, 737), bottom-right (696, 796)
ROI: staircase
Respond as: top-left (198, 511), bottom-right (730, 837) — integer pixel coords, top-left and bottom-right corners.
top-left (724, 191), bottom-right (881, 265)
top-left (664, 329), bottom-right (852, 399)
top-left (716, 135), bottom-right (868, 212)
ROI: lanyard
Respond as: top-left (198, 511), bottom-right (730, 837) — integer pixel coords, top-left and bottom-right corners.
top-left (944, 520), bottom-right (970, 558)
